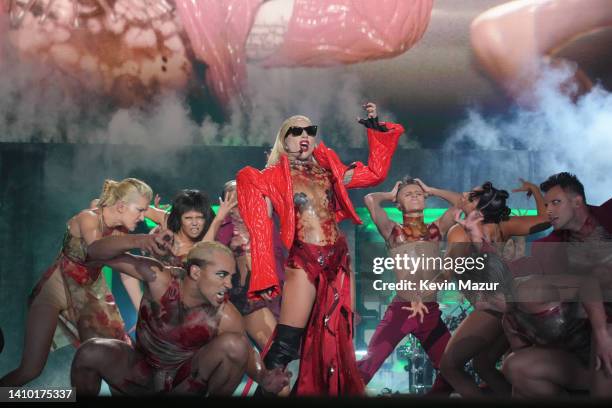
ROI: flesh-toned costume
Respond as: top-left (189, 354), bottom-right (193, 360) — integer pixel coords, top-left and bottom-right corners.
top-left (113, 271), bottom-right (222, 394)
top-left (503, 301), bottom-right (591, 365)
top-left (29, 215), bottom-right (130, 350)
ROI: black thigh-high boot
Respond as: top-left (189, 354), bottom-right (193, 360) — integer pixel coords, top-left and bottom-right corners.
top-left (255, 324), bottom-right (304, 396)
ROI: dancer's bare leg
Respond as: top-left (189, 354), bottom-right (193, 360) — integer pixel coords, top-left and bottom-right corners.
top-left (440, 310), bottom-right (505, 397)
top-left (72, 333), bottom-right (250, 396)
top-left (71, 338), bottom-right (137, 396)
top-left (245, 307), bottom-right (276, 350)
top-left (472, 332), bottom-right (511, 395)
top-left (0, 304), bottom-right (59, 386)
top-left (503, 346), bottom-right (588, 397)
top-left (590, 323), bottom-right (612, 397)
top-left (190, 333), bottom-right (250, 395)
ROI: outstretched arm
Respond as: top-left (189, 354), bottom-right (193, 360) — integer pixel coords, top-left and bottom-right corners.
top-left (98, 253), bottom-right (163, 283)
top-left (87, 231), bottom-right (173, 262)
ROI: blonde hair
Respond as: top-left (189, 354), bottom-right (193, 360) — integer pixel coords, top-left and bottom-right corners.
top-left (223, 180), bottom-right (237, 193)
top-left (266, 115), bottom-right (312, 167)
top-left (97, 178), bottom-right (153, 208)
top-left (186, 241), bottom-right (233, 264)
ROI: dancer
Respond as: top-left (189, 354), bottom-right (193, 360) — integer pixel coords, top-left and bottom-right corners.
top-left (0, 178), bottom-right (167, 386)
top-left (356, 177), bottom-right (458, 394)
top-left (146, 189), bottom-right (237, 267)
top-left (420, 179), bottom-right (549, 396)
top-left (236, 102), bottom-right (404, 395)
top-left (456, 208), bottom-right (607, 397)
top-left (529, 172), bottom-right (612, 396)
top-left (71, 240), bottom-right (290, 396)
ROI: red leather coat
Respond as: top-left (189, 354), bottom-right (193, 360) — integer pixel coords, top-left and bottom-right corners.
top-left (237, 123), bottom-right (404, 300)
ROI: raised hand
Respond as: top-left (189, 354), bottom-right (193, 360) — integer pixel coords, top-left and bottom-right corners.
top-left (140, 229), bottom-right (173, 256)
top-left (216, 190), bottom-right (238, 221)
top-left (511, 178), bottom-right (537, 197)
top-left (389, 181), bottom-right (402, 202)
top-left (357, 102), bottom-right (388, 131)
top-left (413, 178), bottom-right (432, 196)
top-left (364, 102), bottom-right (377, 118)
top-left (455, 210), bottom-right (487, 244)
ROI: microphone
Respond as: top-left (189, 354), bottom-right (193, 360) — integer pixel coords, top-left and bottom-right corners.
top-left (285, 145), bottom-right (307, 154)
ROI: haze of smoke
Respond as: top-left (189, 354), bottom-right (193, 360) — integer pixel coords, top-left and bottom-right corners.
top-left (445, 64), bottom-right (612, 205)
top-left (0, 37), bottom-right (410, 149)
top-left (200, 65), bottom-right (418, 149)
top-left (0, 43), bottom-right (195, 146)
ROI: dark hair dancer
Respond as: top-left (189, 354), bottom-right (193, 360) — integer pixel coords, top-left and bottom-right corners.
top-left (417, 179), bottom-right (548, 396)
top-left (148, 189), bottom-right (235, 267)
top-left (527, 172), bottom-right (612, 396)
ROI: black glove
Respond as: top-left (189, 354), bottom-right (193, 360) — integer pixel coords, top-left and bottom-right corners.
top-left (358, 116), bottom-right (389, 132)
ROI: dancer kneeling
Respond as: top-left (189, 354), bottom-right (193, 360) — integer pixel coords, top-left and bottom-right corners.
top-left (71, 239), bottom-right (290, 396)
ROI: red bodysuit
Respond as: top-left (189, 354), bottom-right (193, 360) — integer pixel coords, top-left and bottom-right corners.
top-left (237, 122), bottom-right (404, 395)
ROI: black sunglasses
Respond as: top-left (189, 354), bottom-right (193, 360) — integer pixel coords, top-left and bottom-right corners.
top-left (285, 125), bottom-right (318, 138)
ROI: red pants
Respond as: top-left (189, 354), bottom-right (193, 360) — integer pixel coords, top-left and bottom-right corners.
top-left (357, 298), bottom-right (451, 392)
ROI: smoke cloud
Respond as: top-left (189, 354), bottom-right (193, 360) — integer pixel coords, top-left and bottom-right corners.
top-left (445, 64), bottom-right (612, 205)
top-left (0, 21), bottom-right (410, 150)
top-left (199, 65), bottom-right (413, 148)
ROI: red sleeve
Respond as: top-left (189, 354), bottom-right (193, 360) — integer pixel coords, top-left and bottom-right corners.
top-left (344, 122), bottom-right (404, 189)
top-left (236, 167), bottom-right (280, 300)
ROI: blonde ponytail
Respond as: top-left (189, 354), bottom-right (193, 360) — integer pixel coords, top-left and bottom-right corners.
top-left (97, 178), bottom-right (152, 207)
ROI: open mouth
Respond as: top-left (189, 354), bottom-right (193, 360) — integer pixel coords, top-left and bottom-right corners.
top-left (299, 141), bottom-right (309, 151)
top-left (215, 290), bottom-right (226, 303)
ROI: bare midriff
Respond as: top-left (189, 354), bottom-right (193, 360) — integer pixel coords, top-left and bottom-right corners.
top-left (387, 216), bottom-right (441, 302)
top-left (290, 160), bottom-right (339, 246)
